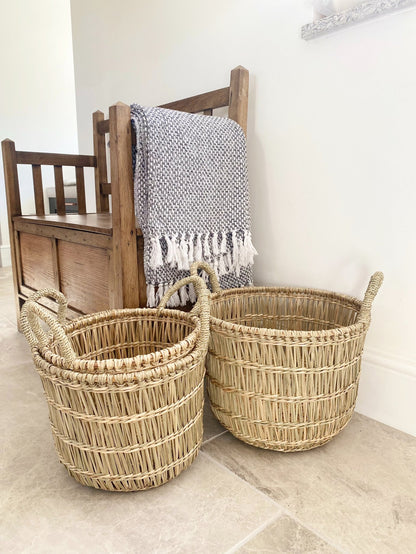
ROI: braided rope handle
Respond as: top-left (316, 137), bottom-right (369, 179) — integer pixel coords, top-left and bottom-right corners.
top-left (357, 271), bottom-right (384, 324)
top-left (20, 289), bottom-right (77, 364)
top-left (158, 275), bottom-right (211, 353)
top-left (190, 261), bottom-right (222, 294)
top-left (23, 288), bottom-right (68, 325)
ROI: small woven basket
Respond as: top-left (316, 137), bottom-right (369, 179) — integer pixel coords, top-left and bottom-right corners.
top-left (21, 275), bottom-right (210, 491)
top-left (191, 262), bottom-right (383, 452)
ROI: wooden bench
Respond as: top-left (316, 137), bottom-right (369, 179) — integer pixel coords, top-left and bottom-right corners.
top-left (2, 66), bottom-right (249, 324)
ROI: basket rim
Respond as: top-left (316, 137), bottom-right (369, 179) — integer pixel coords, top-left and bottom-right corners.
top-left (44, 306), bottom-right (201, 373)
top-left (32, 334), bottom-right (205, 386)
top-left (209, 285), bottom-right (368, 338)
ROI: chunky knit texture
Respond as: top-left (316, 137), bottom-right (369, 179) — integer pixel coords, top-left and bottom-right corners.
top-left (131, 104), bottom-right (257, 306)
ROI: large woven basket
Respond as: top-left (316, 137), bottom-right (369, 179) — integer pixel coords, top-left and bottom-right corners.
top-left (191, 262), bottom-right (383, 452)
top-left (21, 275), bottom-right (210, 491)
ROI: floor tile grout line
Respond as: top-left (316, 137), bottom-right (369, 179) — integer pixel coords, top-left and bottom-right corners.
top-left (277, 506), bottom-right (346, 554)
top-left (200, 450), bottom-right (345, 554)
top-left (224, 512), bottom-right (283, 554)
top-left (200, 450), bottom-right (280, 504)
top-left (202, 430), bottom-right (228, 446)
top-left (200, 450), bottom-right (284, 508)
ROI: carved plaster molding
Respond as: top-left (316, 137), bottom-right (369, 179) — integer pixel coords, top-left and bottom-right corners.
top-left (302, 0), bottom-right (416, 40)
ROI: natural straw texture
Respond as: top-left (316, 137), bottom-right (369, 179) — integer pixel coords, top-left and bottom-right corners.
top-left (191, 262), bottom-right (383, 452)
top-left (20, 276), bottom-right (210, 491)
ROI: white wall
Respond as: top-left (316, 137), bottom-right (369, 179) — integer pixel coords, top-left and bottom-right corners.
top-left (0, 0), bottom-right (78, 265)
top-left (70, 0), bottom-right (416, 435)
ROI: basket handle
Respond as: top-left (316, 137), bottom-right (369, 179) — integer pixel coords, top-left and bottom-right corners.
top-left (20, 289), bottom-right (77, 364)
top-left (158, 275), bottom-right (211, 352)
top-left (190, 261), bottom-right (222, 294)
top-left (23, 288), bottom-right (68, 324)
top-left (356, 271), bottom-right (384, 324)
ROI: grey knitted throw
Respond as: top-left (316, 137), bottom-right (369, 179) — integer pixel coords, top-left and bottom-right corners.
top-left (130, 104), bottom-right (257, 307)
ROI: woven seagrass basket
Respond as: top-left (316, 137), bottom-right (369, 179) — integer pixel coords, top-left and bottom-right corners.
top-left (21, 275), bottom-right (210, 491)
top-left (191, 262), bottom-right (383, 452)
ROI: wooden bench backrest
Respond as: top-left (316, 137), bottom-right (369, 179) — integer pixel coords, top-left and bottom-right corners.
top-left (93, 65), bottom-right (249, 213)
top-left (1, 142), bottom-right (96, 218)
top-left (2, 66), bottom-right (248, 220)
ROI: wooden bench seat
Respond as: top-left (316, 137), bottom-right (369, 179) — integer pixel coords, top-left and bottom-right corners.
top-left (15, 213), bottom-right (113, 235)
top-left (14, 214), bottom-right (143, 236)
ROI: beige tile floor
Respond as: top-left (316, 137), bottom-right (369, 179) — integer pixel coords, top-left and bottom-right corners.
top-left (1, 266), bottom-right (415, 553)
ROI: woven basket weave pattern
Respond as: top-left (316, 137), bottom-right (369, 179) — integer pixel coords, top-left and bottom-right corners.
top-left (191, 262), bottom-right (383, 453)
top-left (36, 352), bottom-right (204, 490)
top-left (21, 276), bottom-right (210, 491)
top-left (46, 309), bottom-right (199, 373)
top-left (67, 313), bottom-right (196, 359)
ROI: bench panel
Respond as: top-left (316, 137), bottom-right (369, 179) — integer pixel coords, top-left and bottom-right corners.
top-left (58, 241), bottom-right (111, 314)
top-left (20, 233), bottom-right (55, 291)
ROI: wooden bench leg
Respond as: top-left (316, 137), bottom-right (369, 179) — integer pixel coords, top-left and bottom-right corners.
top-left (2, 139), bottom-right (22, 327)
